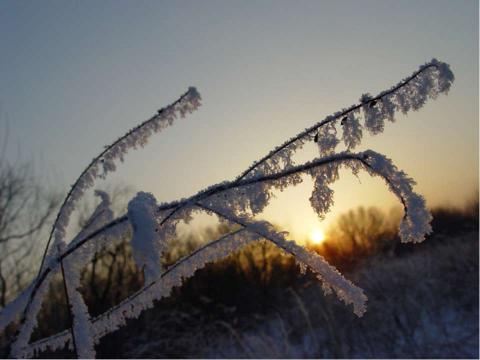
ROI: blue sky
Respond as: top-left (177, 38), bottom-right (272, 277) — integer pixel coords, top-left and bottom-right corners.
top-left (1, 0), bottom-right (478, 240)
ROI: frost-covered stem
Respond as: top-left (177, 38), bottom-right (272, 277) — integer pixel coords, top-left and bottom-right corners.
top-left (12, 151), bottom-right (428, 349)
top-left (59, 257), bottom-right (78, 358)
top-left (235, 63), bottom-right (438, 181)
top-left (1, 59), bottom-right (454, 357)
top-left (25, 228), bottom-right (248, 355)
top-left (37, 88), bottom-right (195, 279)
top-left (195, 203), bottom-right (275, 240)
top-left (105, 227), bottom-right (244, 303)
top-left (194, 202), bottom-right (367, 316)
top-left (162, 228), bottom-right (243, 273)
top-left (111, 228), bottom-right (246, 306)
top-left (25, 200), bottom-right (367, 354)
top-left (11, 151), bottom-right (397, 323)
top-left (9, 216), bottom-right (126, 350)
top-left (158, 207), bottom-right (183, 228)
top-left (8, 154), bottom-right (346, 336)
top-left (8, 149), bottom-right (423, 352)
top-left (133, 63), bottom-right (440, 264)
top-left (358, 156), bottom-right (407, 215)
top-left (123, 60), bottom-right (447, 278)
top-left (63, 153), bottom-right (361, 255)
top-left (194, 203), bottom-right (286, 251)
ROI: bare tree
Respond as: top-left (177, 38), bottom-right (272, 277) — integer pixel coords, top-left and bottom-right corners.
top-left (322, 207), bottom-right (401, 270)
top-left (0, 157), bottom-right (59, 306)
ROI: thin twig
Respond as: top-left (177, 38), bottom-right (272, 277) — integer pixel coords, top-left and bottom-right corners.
top-left (59, 256), bottom-right (78, 357)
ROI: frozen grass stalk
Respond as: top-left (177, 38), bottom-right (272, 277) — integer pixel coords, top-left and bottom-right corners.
top-left (0, 59), bottom-right (454, 358)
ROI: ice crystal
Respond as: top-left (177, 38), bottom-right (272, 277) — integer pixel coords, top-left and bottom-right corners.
top-left (341, 112), bottom-right (363, 150)
top-left (309, 163), bottom-right (339, 219)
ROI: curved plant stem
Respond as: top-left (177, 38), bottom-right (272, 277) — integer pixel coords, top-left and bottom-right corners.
top-left (22, 152), bottom-right (414, 354)
top-left (235, 63), bottom-right (437, 181)
top-left (12, 151), bottom-right (412, 347)
top-left (7, 60), bottom-right (444, 356)
top-left (12, 90), bottom-right (196, 357)
top-left (59, 257), bottom-right (78, 357)
top-left (148, 62), bottom-right (438, 236)
top-left (37, 89), bottom-right (194, 279)
top-left (27, 228), bottom-right (246, 353)
top-left (27, 197), bottom-right (362, 352)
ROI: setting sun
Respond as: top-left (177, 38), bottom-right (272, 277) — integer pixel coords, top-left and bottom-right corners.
top-left (310, 228), bottom-right (326, 244)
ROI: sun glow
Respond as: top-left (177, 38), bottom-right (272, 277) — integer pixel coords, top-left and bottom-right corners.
top-left (310, 228), bottom-right (326, 244)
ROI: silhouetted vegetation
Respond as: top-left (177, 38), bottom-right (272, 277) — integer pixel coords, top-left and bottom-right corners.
top-left (0, 159), bottom-right (59, 307)
top-left (0, 194), bottom-right (478, 358)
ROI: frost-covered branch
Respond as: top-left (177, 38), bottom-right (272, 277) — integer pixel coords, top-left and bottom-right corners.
top-left (38, 87), bottom-right (201, 276)
top-left (22, 228), bottom-right (254, 358)
top-left (196, 202), bottom-right (368, 316)
top-left (236, 58), bottom-right (453, 182)
top-left (9, 191), bottom-right (115, 358)
top-left (17, 148), bottom-right (431, 355)
top-left (1, 150), bottom-right (431, 345)
top-left (8, 87), bottom-right (201, 357)
top-left (0, 59), bottom-right (454, 359)
top-left (128, 192), bottom-right (165, 283)
top-left (151, 59), bottom-right (453, 230)
top-left (58, 255), bottom-right (79, 357)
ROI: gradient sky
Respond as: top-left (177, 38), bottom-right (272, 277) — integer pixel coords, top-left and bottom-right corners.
top-left (1, 0), bottom-right (478, 242)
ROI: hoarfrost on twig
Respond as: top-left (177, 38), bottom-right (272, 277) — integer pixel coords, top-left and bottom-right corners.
top-left (1, 59), bottom-right (454, 358)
